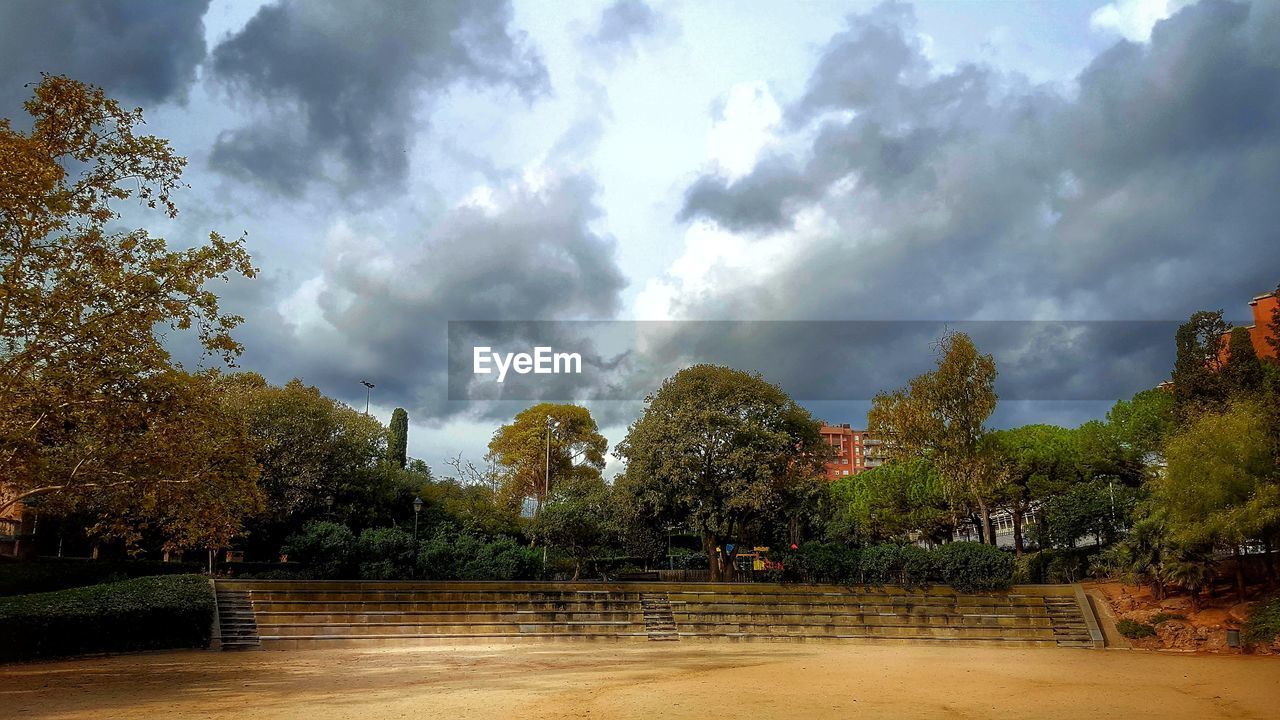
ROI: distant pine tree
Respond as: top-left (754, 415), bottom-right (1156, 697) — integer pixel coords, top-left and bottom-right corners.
top-left (388, 408), bottom-right (409, 469)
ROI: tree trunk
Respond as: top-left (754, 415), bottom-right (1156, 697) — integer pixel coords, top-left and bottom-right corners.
top-left (703, 534), bottom-right (723, 582)
top-left (1151, 578), bottom-right (1164, 601)
top-left (1233, 545), bottom-right (1247, 602)
top-left (1012, 508), bottom-right (1024, 557)
top-left (978, 502), bottom-right (995, 547)
top-left (969, 513), bottom-right (985, 544)
top-left (571, 559), bottom-right (581, 582)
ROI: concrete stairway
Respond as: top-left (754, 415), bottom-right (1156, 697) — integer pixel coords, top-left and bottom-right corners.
top-left (216, 589), bottom-right (260, 650)
top-left (1043, 595), bottom-right (1094, 648)
top-left (665, 586), bottom-right (1061, 646)
top-left (641, 593), bottom-right (678, 641)
top-left (211, 581), bottom-right (1099, 650)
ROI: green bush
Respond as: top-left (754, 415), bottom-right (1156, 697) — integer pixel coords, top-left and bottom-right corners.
top-left (356, 526), bottom-right (416, 580)
top-left (1117, 619), bottom-right (1156, 639)
top-left (858, 544), bottom-right (902, 585)
top-left (898, 544), bottom-right (937, 587)
top-left (281, 521), bottom-right (356, 578)
top-left (0, 559), bottom-right (201, 597)
top-left (932, 542), bottom-right (1014, 592)
top-left (1151, 612), bottom-right (1186, 625)
top-left (1242, 598), bottom-right (1280, 645)
top-left (0, 575), bottom-right (214, 662)
top-left (417, 529), bottom-right (543, 581)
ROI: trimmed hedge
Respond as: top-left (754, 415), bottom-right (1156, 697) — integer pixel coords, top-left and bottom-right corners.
top-left (0, 575), bottom-right (214, 662)
top-left (777, 541), bottom-right (1013, 591)
top-left (0, 559), bottom-right (202, 597)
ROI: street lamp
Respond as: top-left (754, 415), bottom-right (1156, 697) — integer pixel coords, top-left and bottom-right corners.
top-left (359, 380), bottom-right (375, 415)
top-left (413, 497), bottom-right (423, 542)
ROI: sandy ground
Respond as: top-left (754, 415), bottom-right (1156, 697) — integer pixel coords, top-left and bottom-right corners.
top-left (1, 643), bottom-right (1277, 720)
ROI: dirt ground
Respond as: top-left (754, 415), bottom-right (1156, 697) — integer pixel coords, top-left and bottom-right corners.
top-left (1, 643), bottom-right (1277, 720)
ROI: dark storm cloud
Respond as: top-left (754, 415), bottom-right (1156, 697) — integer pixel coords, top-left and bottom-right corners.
top-left (0, 0), bottom-right (209, 117)
top-left (223, 172), bottom-right (627, 422)
top-left (665, 0), bottom-right (1280, 421)
top-left (208, 0), bottom-right (547, 196)
top-left (676, 0), bottom-right (1280, 325)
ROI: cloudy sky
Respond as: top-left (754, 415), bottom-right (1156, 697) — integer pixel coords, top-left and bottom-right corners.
top-left (3, 0), bottom-right (1278, 477)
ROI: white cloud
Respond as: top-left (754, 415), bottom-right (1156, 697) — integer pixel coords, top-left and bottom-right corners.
top-left (1089, 0), bottom-right (1192, 42)
top-left (707, 81), bottom-right (782, 182)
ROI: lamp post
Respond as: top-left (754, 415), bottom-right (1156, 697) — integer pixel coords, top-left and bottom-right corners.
top-left (413, 497), bottom-right (423, 542)
top-left (359, 380), bottom-right (375, 415)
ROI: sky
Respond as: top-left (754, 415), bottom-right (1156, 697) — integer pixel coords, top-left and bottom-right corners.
top-left (2, 0), bottom-right (1278, 478)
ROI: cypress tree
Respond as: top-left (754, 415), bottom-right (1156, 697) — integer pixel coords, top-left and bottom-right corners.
top-left (388, 408), bottom-right (409, 469)
top-left (1224, 326), bottom-right (1263, 396)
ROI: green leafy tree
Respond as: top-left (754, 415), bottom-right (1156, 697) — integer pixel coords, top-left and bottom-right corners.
top-left (983, 424), bottom-right (1080, 555)
top-left (387, 408), bottom-right (409, 469)
top-left (1170, 310), bottom-right (1230, 419)
top-left (221, 373), bottom-right (388, 556)
top-left (1158, 400), bottom-right (1279, 600)
top-left (868, 332), bottom-right (999, 543)
top-left (615, 365), bottom-right (827, 580)
top-left (488, 403), bottom-right (607, 516)
top-left (827, 457), bottom-right (952, 545)
top-left (1223, 326), bottom-right (1264, 396)
top-left (531, 471), bottom-right (613, 580)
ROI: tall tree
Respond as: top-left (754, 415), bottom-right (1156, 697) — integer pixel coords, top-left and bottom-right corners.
top-left (488, 403), bottom-right (608, 516)
top-left (221, 373), bottom-right (387, 555)
top-left (1224, 326), bottom-right (1264, 396)
top-left (1170, 310), bottom-right (1230, 419)
top-left (388, 408), bottom-right (409, 469)
top-left (615, 365), bottom-right (827, 580)
top-left (1, 76), bottom-right (256, 528)
top-left (868, 332), bottom-right (999, 544)
top-left (827, 457), bottom-right (952, 546)
top-left (982, 424), bottom-right (1080, 556)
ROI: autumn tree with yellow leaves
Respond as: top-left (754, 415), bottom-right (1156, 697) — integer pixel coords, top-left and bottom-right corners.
top-left (0, 75), bottom-right (261, 549)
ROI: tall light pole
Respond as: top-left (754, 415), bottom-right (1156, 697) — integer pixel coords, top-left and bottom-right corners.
top-left (413, 497), bottom-right (423, 542)
top-left (359, 380), bottom-right (375, 415)
top-left (542, 416), bottom-right (557, 568)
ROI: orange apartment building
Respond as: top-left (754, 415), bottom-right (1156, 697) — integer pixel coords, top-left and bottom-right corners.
top-left (818, 423), bottom-right (885, 480)
top-left (1219, 289), bottom-right (1279, 364)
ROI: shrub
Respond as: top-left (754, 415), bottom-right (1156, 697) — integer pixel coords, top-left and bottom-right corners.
top-left (898, 544), bottom-right (937, 587)
top-left (858, 544), bottom-right (902, 585)
top-left (933, 542), bottom-right (1014, 592)
top-left (0, 559), bottom-right (201, 597)
top-left (1242, 598), bottom-right (1280, 645)
top-left (281, 521), bottom-right (356, 579)
top-left (417, 529), bottom-right (543, 581)
top-left (795, 542), bottom-right (858, 584)
top-left (0, 575), bottom-right (214, 662)
top-left (356, 526), bottom-right (416, 580)
top-left (1117, 619), bottom-right (1156, 639)
top-left (1151, 612), bottom-right (1186, 625)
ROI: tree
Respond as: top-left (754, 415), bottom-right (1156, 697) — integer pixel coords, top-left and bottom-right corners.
top-left (1, 76), bottom-right (256, 528)
top-left (387, 408), bottom-right (409, 469)
top-left (982, 424), bottom-right (1080, 555)
top-left (614, 365), bottom-right (827, 580)
top-left (531, 471), bottom-right (613, 580)
top-left (1158, 401), bottom-right (1280, 601)
top-left (1170, 310), bottom-right (1230, 419)
top-left (827, 457), bottom-right (952, 545)
top-left (868, 332), bottom-right (999, 543)
top-left (488, 403), bottom-right (607, 516)
top-left (220, 373), bottom-right (387, 556)
top-left (1076, 388), bottom-right (1175, 486)
top-left (1223, 326), bottom-right (1263, 396)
